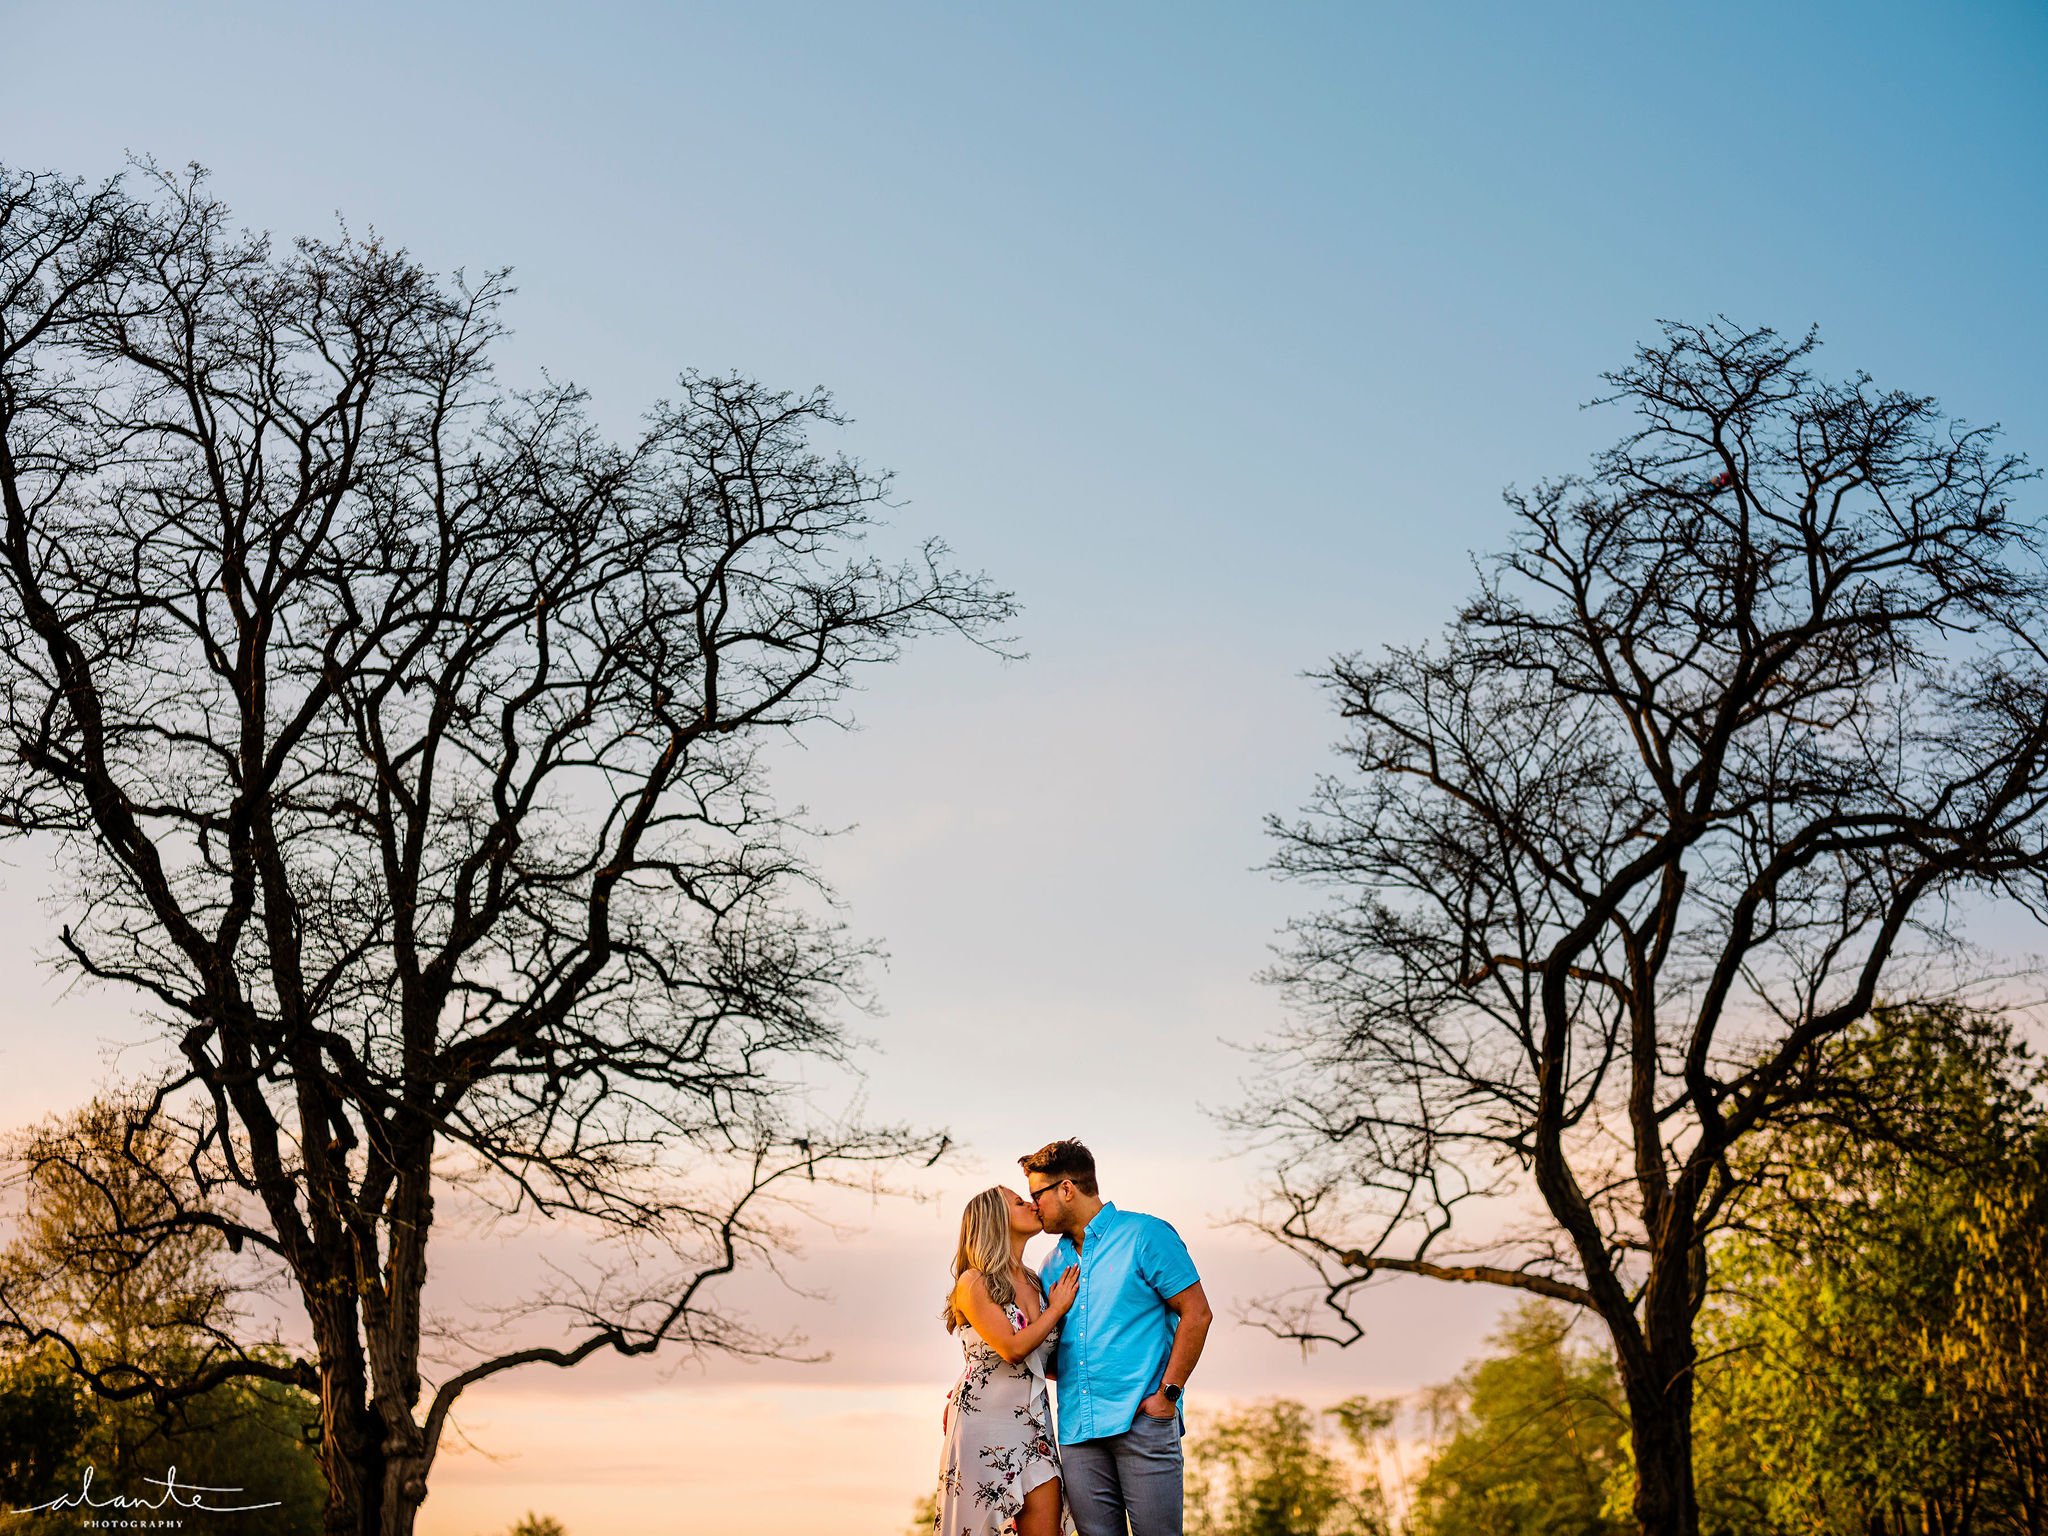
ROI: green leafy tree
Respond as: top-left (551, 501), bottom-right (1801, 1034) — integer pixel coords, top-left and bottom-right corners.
top-left (0, 1346), bottom-right (321, 1535)
top-left (2, 1098), bottom-right (242, 1480)
top-left (507, 1515), bottom-right (567, 1536)
top-left (1186, 1396), bottom-right (1395, 1536)
top-left (1693, 1199), bottom-right (1980, 1535)
top-left (0, 1344), bottom-right (87, 1508)
top-left (1409, 1302), bottom-right (1630, 1536)
top-left (1, 1098), bottom-right (325, 1531)
top-left (1945, 1131), bottom-right (2048, 1533)
top-left (1683, 1005), bottom-right (2048, 1536)
top-left (1401, 1007), bottom-right (2048, 1536)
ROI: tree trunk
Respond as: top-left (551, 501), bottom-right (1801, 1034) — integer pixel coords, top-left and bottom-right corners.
top-left (375, 1429), bottom-right (428, 1536)
top-left (313, 1291), bottom-right (388, 1536)
top-left (315, 1409), bottom-right (431, 1536)
top-left (314, 1411), bottom-right (429, 1536)
top-left (1619, 1348), bottom-right (1699, 1536)
top-left (318, 1378), bottom-right (381, 1536)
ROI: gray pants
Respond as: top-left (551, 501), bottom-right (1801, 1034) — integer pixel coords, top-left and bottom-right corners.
top-left (1061, 1410), bottom-right (1183, 1536)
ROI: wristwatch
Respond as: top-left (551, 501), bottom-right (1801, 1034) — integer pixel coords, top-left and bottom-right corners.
top-left (1161, 1383), bottom-right (1183, 1407)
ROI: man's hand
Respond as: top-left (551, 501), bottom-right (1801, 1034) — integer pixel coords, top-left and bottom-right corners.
top-left (1137, 1391), bottom-right (1177, 1420)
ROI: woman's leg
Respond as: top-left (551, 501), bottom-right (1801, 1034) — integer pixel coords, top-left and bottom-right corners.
top-left (1018, 1475), bottom-right (1064, 1536)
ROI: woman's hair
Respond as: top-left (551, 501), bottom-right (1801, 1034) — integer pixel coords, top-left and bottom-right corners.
top-left (942, 1186), bottom-right (1031, 1331)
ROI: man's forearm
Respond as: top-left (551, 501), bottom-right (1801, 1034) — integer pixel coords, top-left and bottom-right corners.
top-left (1161, 1309), bottom-right (1211, 1390)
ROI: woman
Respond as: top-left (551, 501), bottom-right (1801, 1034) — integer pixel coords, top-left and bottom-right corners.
top-left (931, 1185), bottom-right (1081, 1536)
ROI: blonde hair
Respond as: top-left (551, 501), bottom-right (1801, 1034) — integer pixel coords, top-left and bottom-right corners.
top-left (942, 1187), bottom-right (1037, 1331)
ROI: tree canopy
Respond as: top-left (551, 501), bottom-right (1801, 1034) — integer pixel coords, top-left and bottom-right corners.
top-left (1187, 1396), bottom-right (1397, 1536)
top-left (0, 159), bottom-right (1009, 1536)
top-left (1246, 319), bottom-right (2048, 1535)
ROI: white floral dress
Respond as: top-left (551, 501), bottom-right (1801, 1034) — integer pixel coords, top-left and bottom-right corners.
top-left (932, 1299), bottom-right (1074, 1535)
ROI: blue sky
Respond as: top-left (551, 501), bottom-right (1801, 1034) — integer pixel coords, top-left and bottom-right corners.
top-left (4, 4), bottom-right (2045, 1531)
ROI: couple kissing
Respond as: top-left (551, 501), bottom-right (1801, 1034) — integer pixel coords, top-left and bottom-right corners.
top-left (931, 1139), bottom-right (1214, 1536)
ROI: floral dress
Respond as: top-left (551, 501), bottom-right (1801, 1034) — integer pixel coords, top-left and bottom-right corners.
top-left (932, 1298), bottom-right (1074, 1536)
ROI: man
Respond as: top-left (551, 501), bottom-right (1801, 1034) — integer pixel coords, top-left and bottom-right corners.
top-left (1023, 1139), bottom-right (1213, 1536)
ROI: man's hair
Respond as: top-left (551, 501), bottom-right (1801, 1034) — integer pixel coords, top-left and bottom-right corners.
top-left (1019, 1138), bottom-right (1098, 1197)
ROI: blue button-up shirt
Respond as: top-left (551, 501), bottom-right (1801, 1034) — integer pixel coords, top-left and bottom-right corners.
top-left (1038, 1203), bottom-right (1201, 1444)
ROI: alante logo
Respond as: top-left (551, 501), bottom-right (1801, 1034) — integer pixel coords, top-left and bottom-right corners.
top-left (9, 1464), bottom-right (283, 1524)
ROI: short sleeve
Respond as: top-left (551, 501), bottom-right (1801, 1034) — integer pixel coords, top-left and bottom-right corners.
top-left (1136, 1217), bottom-right (1199, 1300)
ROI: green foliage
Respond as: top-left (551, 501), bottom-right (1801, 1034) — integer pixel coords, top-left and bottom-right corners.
top-left (903, 1489), bottom-right (937, 1533)
top-left (0, 1345), bottom-right (87, 1506)
top-left (0, 1099), bottom-right (325, 1533)
top-left (508, 1515), bottom-right (568, 1536)
top-left (1944, 1130), bottom-right (2048, 1532)
top-left (1186, 1396), bottom-right (1394, 1536)
top-left (1694, 1214), bottom-right (1974, 1534)
top-left (1283, 1005), bottom-right (2048, 1536)
top-left (1676, 1004), bottom-right (2048, 1536)
top-left (1407, 1302), bottom-right (1629, 1536)
top-left (0, 1342), bottom-right (324, 1535)
top-left (125, 1368), bottom-right (326, 1536)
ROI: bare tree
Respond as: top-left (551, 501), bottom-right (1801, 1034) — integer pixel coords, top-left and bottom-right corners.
top-left (0, 162), bottom-right (1012, 1535)
top-left (1240, 320), bottom-right (2048, 1536)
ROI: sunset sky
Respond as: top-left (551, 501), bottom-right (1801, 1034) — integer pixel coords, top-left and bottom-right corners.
top-left (4, 2), bottom-right (2046, 1532)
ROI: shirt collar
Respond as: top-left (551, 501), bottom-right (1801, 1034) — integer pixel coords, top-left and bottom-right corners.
top-left (1064, 1201), bottom-right (1117, 1253)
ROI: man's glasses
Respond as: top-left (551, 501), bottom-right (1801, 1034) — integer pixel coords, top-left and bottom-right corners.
top-left (1026, 1180), bottom-right (1068, 1206)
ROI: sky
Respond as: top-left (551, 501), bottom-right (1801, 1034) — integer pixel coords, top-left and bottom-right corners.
top-left (2, 2), bottom-right (2046, 1532)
